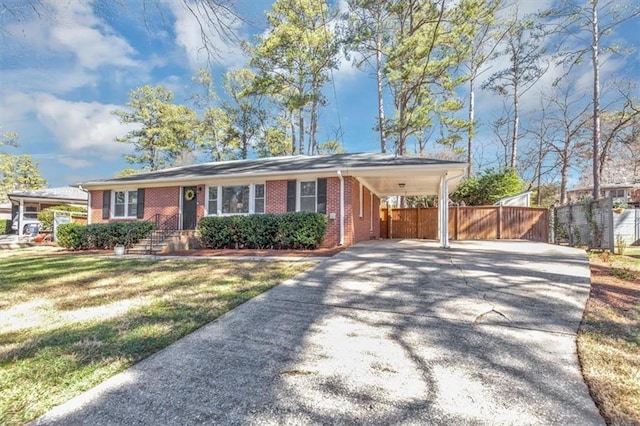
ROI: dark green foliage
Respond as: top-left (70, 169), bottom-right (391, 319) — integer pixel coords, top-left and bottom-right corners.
top-left (198, 212), bottom-right (326, 250)
top-left (37, 205), bottom-right (87, 232)
top-left (451, 168), bottom-right (523, 206)
top-left (0, 219), bottom-right (12, 234)
top-left (57, 221), bottom-right (155, 250)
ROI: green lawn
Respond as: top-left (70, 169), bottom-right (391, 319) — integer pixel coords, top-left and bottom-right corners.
top-left (0, 249), bottom-right (314, 425)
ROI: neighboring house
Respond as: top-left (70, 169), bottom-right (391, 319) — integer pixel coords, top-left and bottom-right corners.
top-left (8, 187), bottom-right (88, 236)
top-left (567, 183), bottom-right (640, 208)
top-left (78, 153), bottom-right (467, 248)
top-left (0, 202), bottom-right (12, 220)
top-left (493, 191), bottom-right (532, 207)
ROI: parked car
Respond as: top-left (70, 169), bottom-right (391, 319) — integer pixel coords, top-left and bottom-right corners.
top-left (11, 213), bottom-right (41, 234)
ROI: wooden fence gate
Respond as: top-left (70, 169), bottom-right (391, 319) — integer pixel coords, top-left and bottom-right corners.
top-left (380, 206), bottom-right (550, 242)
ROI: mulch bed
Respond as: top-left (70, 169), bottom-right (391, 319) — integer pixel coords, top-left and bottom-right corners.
top-left (41, 245), bottom-right (345, 258)
top-left (588, 263), bottom-right (640, 312)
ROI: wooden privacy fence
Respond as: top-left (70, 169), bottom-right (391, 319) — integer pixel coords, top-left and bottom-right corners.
top-left (380, 206), bottom-right (550, 242)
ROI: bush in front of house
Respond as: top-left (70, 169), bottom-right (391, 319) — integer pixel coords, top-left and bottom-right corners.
top-left (57, 221), bottom-right (155, 250)
top-left (0, 219), bottom-right (12, 234)
top-left (198, 212), bottom-right (326, 250)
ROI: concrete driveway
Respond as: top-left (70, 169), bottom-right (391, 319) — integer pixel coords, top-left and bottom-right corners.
top-left (34, 240), bottom-right (603, 425)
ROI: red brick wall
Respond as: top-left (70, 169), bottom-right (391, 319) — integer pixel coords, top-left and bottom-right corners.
top-left (89, 178), bottom-right (380, 248)
top-left (266, 180), bottom-right (288, 214)
top-left (145, 187), bottom-right (181, 220)
top-left (352, 182), bottom-right (381, 243)
top-left (323, 177), bottom-right (342, 247)
top-left (89, 187), bottom-right (181, 223)
top-left (89, 190), bottom-right (102, 224)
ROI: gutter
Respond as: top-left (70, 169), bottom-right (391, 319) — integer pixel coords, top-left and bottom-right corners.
top-left (78, 163), bottom-right (468, 190)
top-left (337, 170), bottom-right (345, 246)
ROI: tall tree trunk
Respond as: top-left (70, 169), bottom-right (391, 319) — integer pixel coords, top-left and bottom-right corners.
top-left (298, 111), bottom-right (304, 155)
top-left (376, 36), bottom-right (387, 153)
top-left (511, 81), bottom-right (519, 169)
top-left (310, 84), bottom-right (319, 155)
top-left (290, 114), bottom-right (296, 155)
top-left (241, 133), bottom-right (248, 159)
top-left (536, 134), bottom-right (543, 205)
top-left (560, 154), bottom-right (569, 205)
top-left (467, 77), bottom-right (475, 177)
top-left (591, 0), bottom-right (601, 199)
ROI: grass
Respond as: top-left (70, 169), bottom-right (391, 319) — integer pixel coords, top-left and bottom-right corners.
top-left (580, 248), bottom-right (640, 425)
top-left (0, 248), bottom-right (314, 425)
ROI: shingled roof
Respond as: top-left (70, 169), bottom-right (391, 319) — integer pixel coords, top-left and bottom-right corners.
top-left (8, 186), bottom-right (87, 202)
top-left (78, 153), bottom-right (467, 195)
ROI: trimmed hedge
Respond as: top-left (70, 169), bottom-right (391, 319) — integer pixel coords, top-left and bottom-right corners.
top-left (57, 221), bottom-right (155, 250)
top-left (0, 219), bottom-right (11, 235)
top-left (198, 212), bottom-right (327, 250)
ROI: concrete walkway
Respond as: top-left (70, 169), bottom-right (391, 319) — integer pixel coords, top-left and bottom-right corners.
top-left (33, 240), bottom-right (603, 425)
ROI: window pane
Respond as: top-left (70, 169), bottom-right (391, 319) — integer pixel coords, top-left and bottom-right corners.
top-left (255, 198), bottom-right (265, 214)
top-left (208, 187), bottom-right (218, 214)
top-left (114, 191), bottom-right (125, 217)
top-left (254, 184), bottom-right (265, 214)
top-left (300, 197), bottom-right (315, 212)
top-left (301, 181), bottom-right (316, 197)
top-left (255, 184), bottom-right (264, 198)
top-left (300, 181), bottom-right (316, 212)
top-left (115, 191), bottom-right (125, 204)
top-left (127, 191), bottom-right (138, 217)
top-left (222, 186), bottom-right (249, 214)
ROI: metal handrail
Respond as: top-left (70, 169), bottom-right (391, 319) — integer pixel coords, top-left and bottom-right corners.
top-left (147, 214), bottom-right (180, 254)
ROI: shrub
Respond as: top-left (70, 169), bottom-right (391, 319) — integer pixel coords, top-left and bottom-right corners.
top-left (0, 219), bottom-right (12, 235)
top-left (198, 212), bottom-right (327, 250)
top-left (57, 223), bottom-right (89, 250)
top-left (56, 221), bottom-right (154, 250)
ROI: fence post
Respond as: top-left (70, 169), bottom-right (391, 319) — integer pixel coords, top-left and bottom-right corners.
top-left (455, 205), bottom-right (459, 240)
top-left (497, 205), bottom-right (503, 239)
top-left (388, 206), bottom-right (392, 239)
top-left (416, 206), bottom-right (421, 239)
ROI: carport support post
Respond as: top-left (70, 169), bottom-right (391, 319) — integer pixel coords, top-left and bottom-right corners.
top-left (439, 175), bottom-right (450, 248)
top-left (17, 199), bottom-right (24, 238)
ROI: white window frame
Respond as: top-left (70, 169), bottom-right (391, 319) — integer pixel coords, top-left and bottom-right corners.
top-left (298, 180), bottom-right (317, 213)
top-left (112, 190), bottom-right (138, 218)
top-left (205, 183), bottom-right (266, 216)
top-left (254, 183), bottom-right (265, 214)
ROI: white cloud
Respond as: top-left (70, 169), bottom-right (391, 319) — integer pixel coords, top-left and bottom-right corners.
top-left (4, 0), bottom-right (139, 71)
top-left (33, 94), bottom-right (135, 157)
top-left (57, 157), bottom-right (94, 169)
top-left (166, 0), bottom-right (248, 69)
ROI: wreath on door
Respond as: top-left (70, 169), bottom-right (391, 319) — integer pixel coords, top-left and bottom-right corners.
top-left (184, 189), bottom-right (196, 201)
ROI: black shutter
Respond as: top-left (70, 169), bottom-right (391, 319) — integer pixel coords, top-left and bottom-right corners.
top-left (317, 178), bottom-right (327, 214)
top-left (136, 188), bottom-right (145, 219)
top-left (102, 190), bottom-right (111, 219)
top-left (286, 180), bottom-right (296, 212)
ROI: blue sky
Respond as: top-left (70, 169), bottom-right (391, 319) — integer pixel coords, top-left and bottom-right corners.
top-left (1, 0), bottom-right (638, 188)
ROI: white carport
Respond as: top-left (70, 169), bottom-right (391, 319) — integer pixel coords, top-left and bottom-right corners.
top-left (347, 162), bottom-right (467, 248)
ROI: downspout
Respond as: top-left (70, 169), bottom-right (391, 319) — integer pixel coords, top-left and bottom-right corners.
top-left (337, 170), bottom-right (345, 246)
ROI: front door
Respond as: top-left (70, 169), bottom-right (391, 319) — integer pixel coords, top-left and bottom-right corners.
top-left (182, 186), bottom-right (198, 230)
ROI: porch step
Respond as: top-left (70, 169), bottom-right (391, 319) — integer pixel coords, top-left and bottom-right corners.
top-left (126, 230), bottom-right (197, 255)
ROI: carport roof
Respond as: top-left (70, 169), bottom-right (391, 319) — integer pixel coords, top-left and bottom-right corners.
top-left (8, 186), bottom-right (88, 204)
top-left (78, 153), bottom-right (467, 196)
